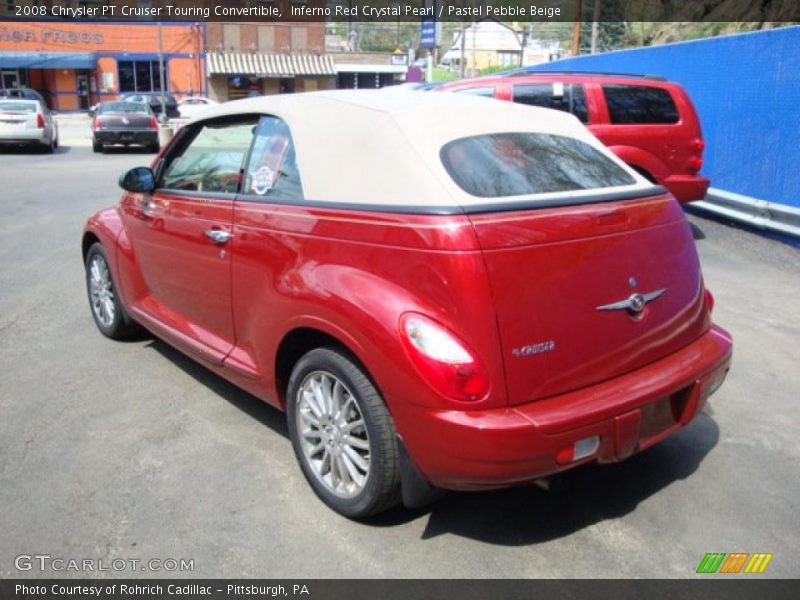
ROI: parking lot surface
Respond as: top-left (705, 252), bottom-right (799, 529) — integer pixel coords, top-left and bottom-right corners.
top-left (1, 143), bottom-right (798, 578)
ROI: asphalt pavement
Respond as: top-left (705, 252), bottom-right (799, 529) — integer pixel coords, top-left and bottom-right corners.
top-left (0, 142), bottom-right (798, 578)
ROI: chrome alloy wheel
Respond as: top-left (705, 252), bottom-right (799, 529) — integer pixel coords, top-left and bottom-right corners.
top-left (88, 254), bottom-right (115, 328)
top-left (295, 371), bottom-right (371, 499)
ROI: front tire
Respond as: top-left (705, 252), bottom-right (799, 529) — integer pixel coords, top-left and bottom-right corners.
top-left (85, 243), bottom-right (138, 339)
top-left (286, 348), bottom-right (401, 518)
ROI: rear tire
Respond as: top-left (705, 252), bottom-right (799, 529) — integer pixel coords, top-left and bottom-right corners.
top-left (92, 140), bottom-right (102, 153)
top-left (85, 243), bottom-right (139, 339)
top-left (286, 348), bottom-right (401, 518)
top-left (149, 143), bottom-right (160, 153)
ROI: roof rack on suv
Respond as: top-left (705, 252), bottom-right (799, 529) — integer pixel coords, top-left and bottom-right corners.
top-left (502, 69), bottom-right (667, 81)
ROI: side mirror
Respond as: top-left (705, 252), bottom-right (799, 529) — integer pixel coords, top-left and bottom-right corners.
top-left (119, 167), bottom-right (155, 193)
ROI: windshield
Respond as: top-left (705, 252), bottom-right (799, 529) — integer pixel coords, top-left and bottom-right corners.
top-left (100, 102), bottom-right (149, 114)
top-left (0, 101), bottom-right (37, 113)
top-left (441, 132), bottom-right (636, 198)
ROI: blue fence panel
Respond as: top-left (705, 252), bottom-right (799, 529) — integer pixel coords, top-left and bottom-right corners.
top-left (528, 26), bottom-right (800, 209)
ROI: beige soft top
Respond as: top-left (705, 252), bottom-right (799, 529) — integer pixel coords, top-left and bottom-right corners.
top-left (192, 89), bottom-right (653, 208)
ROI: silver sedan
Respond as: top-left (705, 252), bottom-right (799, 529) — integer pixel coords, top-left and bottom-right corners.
top-left (0, 99), bottom-right (59, 153)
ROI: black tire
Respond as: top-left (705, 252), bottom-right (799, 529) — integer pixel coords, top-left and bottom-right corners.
top-left (85, 243), bottom-right (139, 339)
top-left (286, 348), bottom-right (401, 518)
top-left (149, 143), bottom-right (160, 153)
top-left (92, 140), bottom-right (102, 153)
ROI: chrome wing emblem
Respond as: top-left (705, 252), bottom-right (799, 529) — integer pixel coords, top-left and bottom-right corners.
top-left (596, 288), bottom-right (666, 314)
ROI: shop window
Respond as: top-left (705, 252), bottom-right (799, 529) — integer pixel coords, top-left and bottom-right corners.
top-left (118, 60), bottom-right (167, 94)
top-left (228, 76), bottom-right (261, 100)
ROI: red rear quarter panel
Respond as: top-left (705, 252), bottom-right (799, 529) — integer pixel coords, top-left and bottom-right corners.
top-left (228, 202), bottom-right (509, 414)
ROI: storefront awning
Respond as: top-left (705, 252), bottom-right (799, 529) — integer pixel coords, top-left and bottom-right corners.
top-left (0, 52), bottom-right (97, 69)
top-left (207, 53), bottom-right (336, 78)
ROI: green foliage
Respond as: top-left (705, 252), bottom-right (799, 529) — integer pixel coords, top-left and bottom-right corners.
top-left (432, 68), bottom-right (459, 82)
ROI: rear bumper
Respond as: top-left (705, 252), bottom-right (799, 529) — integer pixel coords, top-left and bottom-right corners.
top-left (0, 130), bottom-right (47, 144)
top-left (399, 325), bottom-right (732, 491)
top-left (663, 174), bottom-right (710, 203)
top-left (94, 130), bottom-right (157, 146)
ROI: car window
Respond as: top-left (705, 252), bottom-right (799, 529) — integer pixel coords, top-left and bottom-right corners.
top-left (0, 101), bottom-right (37, 113)
top-left (242, 116), bottom-right (304, 202)
top-left (602, 84), bottom-right (679, 124)
top-left (512, 83), bottom-right (589, 123)
top-left (99, 102), bottom-right (148, 114)
top-left (441, 132), bottom-right (635, 198)
top-left (159, 118), bottom-right (258, 195)
top-left (456, 86), bottom-right (496, 98)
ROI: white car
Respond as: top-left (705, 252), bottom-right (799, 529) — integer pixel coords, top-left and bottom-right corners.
top-left (177, 96), bottom-right (218, 119)
top-left (0, 98), bottom-right (59, 153)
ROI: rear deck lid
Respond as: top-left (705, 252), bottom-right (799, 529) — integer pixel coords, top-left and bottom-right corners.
top-left (441, 131), bottom-right (709, 404)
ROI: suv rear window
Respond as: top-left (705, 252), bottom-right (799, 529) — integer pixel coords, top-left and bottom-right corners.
top-left (441, 133), bottom-right (635, 198)
top-left (602, 85), bottom-right (679, 124)
top-left (512, 83), bottom-right (588, 123)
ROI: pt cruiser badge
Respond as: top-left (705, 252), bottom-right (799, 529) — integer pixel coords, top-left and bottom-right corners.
top-left (596, 288), bottom-right (667, 315)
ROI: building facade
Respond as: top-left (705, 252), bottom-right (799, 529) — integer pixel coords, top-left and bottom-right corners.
top-left (204, 21), bottom-right (335, 101)
top-left (1, 0), bottom-right (334, 108)
top-left (0, 20), bottom-right (203, 110)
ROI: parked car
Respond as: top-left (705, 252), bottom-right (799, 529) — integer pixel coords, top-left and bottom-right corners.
top-left (120, 92), bottom-right (180, 120)
top-left (0, 87), bottom-right (48, 107)
top-left (91, 101), bottom-right (159, 153)
top-left (437, 72), bottom-right (709, 202)
top-left (82, 91), bottom-right (732, 518)
top-left (0, 98), bottom-right (59, 152)
top-left (177, 96), bottom-right (218, 119)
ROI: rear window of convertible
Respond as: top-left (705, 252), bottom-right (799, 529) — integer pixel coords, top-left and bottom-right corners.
top-left (440, 133), bottom-right (635, 198)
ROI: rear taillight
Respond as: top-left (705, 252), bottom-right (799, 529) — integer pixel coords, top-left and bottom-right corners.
top-left (399, 313), bottom-right (489, 402)
top-left (704, 288), bottom-right (715, 314)
top-left (91, 117), bottom-right (99, 130)
top-left (149, 116), bottom-right (158, 130)
top-left (687, 156), bottom-right (703, 173)
top-left (36, 113), bottom-right (45, 128)
top-left (690, 138), bottom-right (705, 152)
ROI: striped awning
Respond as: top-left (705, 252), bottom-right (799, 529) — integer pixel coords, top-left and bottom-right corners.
top-left (207, 53), bottom-right (336, 78)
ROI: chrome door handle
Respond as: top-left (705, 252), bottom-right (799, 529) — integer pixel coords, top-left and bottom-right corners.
top-left (204, 229), bottom-right (231, 245)
top-left (140, 199), bottom-right (156, 218)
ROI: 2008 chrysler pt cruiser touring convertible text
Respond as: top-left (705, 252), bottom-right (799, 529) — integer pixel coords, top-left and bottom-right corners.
top-left (82, 91), bottom-right (732, 518)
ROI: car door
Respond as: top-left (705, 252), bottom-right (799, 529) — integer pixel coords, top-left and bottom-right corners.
top-left (119, 116), bottom-right (259, 364)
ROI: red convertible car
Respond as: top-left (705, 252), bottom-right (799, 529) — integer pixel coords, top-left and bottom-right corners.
top-left (82, 91), bottom-right (732, 518)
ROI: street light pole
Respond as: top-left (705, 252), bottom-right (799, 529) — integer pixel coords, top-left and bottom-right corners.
top-left (157, 21), bottom-right (166, 122)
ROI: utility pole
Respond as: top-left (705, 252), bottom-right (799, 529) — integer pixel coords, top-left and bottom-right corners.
top-left (571, 0), bottom-right (582, 56)
top-left (590, 0), bottom-right (601, 53)
top-left (459, 23), bottom-right (466, 78)
top-left (157, 21), bottom-right (166, 122)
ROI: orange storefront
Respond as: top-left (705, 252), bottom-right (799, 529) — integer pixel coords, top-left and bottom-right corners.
top-left (0, 22), bottom-right (204, 111)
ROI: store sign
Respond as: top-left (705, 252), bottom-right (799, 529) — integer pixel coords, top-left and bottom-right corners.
top-left (0, 26), bottom-right (104, 45)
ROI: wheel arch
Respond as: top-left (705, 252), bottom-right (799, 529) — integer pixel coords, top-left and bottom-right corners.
top-left (81, 231), bottom-right (101, 263)
top-left (274, 326), bottom-right (377, 409)
top-left (607, 144), bottom-right (670, 184)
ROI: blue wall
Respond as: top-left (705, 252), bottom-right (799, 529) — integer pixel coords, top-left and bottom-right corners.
top-left (529, 26), bottom-right (800, 209)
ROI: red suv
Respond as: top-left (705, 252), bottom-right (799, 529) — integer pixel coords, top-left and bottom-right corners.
top-left (437, 72), bottom-right (709, 202)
